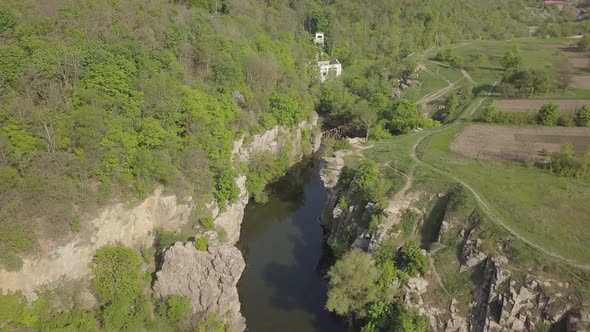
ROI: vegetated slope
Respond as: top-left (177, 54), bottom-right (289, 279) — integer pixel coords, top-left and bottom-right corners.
top-left (0, 0), bottom-right (552, 271)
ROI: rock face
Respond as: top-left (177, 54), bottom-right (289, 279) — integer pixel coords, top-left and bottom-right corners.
top-left (153, 241), bottom-right (246, 332)
top-left (0, 111), bottom-right (321, 330)
top-left (460, 239), bottom-right (487, 271)
top-left (0, 187), bottom-right (192, 298)
top-left (217, 113), bottom-right (320, 245)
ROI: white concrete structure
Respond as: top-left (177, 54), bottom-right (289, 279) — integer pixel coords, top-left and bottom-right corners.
top-left (313, 32), bottom-right (325, 45)
top-left (318, 59), bottom-right (342, 82)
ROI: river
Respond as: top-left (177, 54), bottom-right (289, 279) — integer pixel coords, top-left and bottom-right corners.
top-left (236, 159), bottom-right (346, 332)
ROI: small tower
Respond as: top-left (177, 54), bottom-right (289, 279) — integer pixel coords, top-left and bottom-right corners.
top-left (313, 32), bottom-right (325, 46)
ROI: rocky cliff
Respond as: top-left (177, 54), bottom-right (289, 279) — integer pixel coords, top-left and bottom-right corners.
top-left (0, 114), bottom-right (320, 331)
top-left (153, 237), bottom-right (246, 332)
top-left (319, 142), bottom-right (590, 332)
top-left (152, 114), bottom-right (320, 330)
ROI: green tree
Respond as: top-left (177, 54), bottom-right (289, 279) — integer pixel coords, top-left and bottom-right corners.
top-left (383, 99), bottom-right (422, 135)
top-left (326, 249), bottom-right (379, 318)
top-left (399, 241), bottom-right (428, 277)
top-left (269, 94), bottom-right (305, 127)
top-left (214, 167), bottom-right (239, 207)
top-left (354, 159), bottom-right (390, 202)
top-left (91, 245), bottom-right (143, 302)
top-left (91, 245), bottom-right (149, 331)
top-left (0, 46), bottom-right (27, 83)
top-left (501, 45), bottom-right (523, 69)
top-left (355, 100), bottom-right (378, 141)
top-left (536, 103), bottom-right (560, 126)
top-left (480, 106), bottom-right (498, 123)
top-left (575, 105), bottom-right (590, 127)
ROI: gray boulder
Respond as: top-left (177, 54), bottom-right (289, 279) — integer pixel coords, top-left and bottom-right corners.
top-left (153, 242), bottom-right (246, 331)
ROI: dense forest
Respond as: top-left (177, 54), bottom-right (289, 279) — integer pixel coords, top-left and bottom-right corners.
top-left (0, 0), bottom-right (588, 330)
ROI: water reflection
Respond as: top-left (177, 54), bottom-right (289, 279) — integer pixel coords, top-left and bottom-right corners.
top-left (237, 159), bottom-right (345, 332)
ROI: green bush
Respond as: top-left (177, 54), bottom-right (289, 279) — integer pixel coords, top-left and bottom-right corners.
top-left (327, 249), bottom-right (379, 317)
top-left (214, 168), bottom-right (240, 207)
top-left (536, 103), bottom-right (560, 126)
top-left (158, 295), bottom-right (191, 323)
top-left (200, 217), bottom-right (215, 230)
top-left (91, 245), bottom-right (149, 330)
top-left (246, 149), bottom-right (291, 203)
top-left (0, 228), bottom-right (34, 271)
top-left (196, 313), bottom-right (228, 332)
top-left (338, 196), bottom-right (349, 210)
top-left (479, 106), bottom-right (498, 123)
top-left (354, 160), bottom-right (390, 202)
top-left (195, 236), bottom-right (209, 251)
top-left (575, 105), bottom-right (590, 127)
top-left (91, 245), bottom-right (143, 302)
top-left (398, 241), bottom-right (428, 277)
top-left (546, 143), bottom-right (590, 179)
top-left (368, 214), bottom-right (381, 236)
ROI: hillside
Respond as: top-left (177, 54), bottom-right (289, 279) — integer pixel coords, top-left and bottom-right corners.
top-left (0, 0), bottom-right (589, 331)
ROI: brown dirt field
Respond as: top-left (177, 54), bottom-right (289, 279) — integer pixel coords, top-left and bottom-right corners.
top-left (571, 76), bottom-right (590, 89)
top-left (451, 124), bottom-right (590, 163)
top-left (563, 51), bottom-right (589, 69)
top-left (493, 99), bottom-right (590, 115)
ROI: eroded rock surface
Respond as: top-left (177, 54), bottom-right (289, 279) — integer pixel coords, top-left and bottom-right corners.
top-left (153, 241), bottom-right (246, 331)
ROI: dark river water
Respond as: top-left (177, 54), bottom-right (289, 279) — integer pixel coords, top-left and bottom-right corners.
top-left (236, 159), bottom-right (346, 332)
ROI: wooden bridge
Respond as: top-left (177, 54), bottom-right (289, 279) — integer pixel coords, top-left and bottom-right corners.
top-left (321, 123), bottom-right (355, 139)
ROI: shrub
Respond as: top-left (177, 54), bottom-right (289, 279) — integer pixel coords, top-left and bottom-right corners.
top-left (500, 46), bottom-right (522, 69)
top-left (547, 143), bottom-right (590, 179)
top-left (575, 105), bottom-right (590, 127)
top-left (91, 245), bottom-right (143, 302)
top-left (368, 214), bottom-right (381, 236)
top-left (369, 120), bottom-right (393, 140)
top-left (398, 240), bottom-right (428, 277)
top-left (0, 9), bottom-right (16, 35)
top-left (158, 295), bottom-right (191, 323)
top-left (91, 245), bottom-right (149, 331)
top-left (269, 94), bottom-right (306, 127)
top-left (200, 217), bottom-right (215, 230)
top-left (434, 49), bottom-right (464, 68)
top-left (196, 313), bottom-right (228, 332)
top-left (214, 168), bottom-right (240, 207)
top-left (354, 160), bottom-right (390, 202)
top-left (557, 114), bottom-right (575, 127)
top-left (338, 196), bottom-right (349, 210)
top-left (195, 236), bottom-right (209, 251)
top-left (333, 138), bottom-right (352, 151)
top-left (327, 249), bottom-right (379, 317)
top-left (536, 103), bottom-right (560, 126)
top-left (479, 106), bottom-right (498, 123)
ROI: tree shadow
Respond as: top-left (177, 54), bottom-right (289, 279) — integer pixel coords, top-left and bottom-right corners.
top-left (473, 84), bottom-right (497, 96)
top-left (420, 195), bottom-right (450, 250)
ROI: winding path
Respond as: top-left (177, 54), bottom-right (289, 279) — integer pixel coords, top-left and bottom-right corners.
top-left (410, 87), bottom-right (590, 271)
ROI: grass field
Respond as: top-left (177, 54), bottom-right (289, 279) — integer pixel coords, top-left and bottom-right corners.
top-left (419, 125), bottom-right (590, 265)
